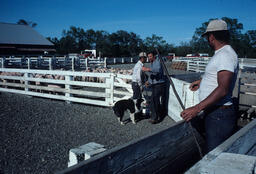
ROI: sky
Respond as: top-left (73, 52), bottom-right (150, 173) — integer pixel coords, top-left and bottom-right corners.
top-left (1, 0), bottom-right (256, 46)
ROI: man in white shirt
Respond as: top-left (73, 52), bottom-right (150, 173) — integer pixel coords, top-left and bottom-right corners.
top-left (181, 19), bottom-right (238, 152)
top-left (131, 52), bottom-right (147, 107)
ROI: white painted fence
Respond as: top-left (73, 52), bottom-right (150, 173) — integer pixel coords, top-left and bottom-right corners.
top-left (0, 56), bottom-right (142, 70)
top-left (0, 68), bottom-right (132, 107)
top-left (173, 57), bottom-right (256, 72)
top-left (0, 56), bottom-right (107, 70)
top-left (0, 67), bottom-right (200, 122)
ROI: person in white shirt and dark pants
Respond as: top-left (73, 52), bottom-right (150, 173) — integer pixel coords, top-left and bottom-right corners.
top-left (132, 52), bottom-right (147, 101)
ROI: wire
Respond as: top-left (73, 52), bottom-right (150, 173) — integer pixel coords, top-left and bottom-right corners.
top-left (155, 48), bottom-right (203, 159)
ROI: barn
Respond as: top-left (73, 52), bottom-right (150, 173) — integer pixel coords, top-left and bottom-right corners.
top-left (0, 22), bottom-right (55, 55)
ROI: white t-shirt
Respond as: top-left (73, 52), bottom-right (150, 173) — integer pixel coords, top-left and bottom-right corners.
top-left (132, 60), bottom-right (143, 84)
top-left (199, 45), bottom-right (238, 105)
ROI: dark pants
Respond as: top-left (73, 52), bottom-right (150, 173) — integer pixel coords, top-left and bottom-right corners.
top-left (132, 82), bottom-right (142, 100)
top-left (150, 83), bottom-right (166, 121)
top-left (191, 105), bottom-right (237, 153)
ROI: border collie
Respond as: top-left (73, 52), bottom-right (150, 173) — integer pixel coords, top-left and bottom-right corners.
top-left (112, 98), bottom-right (143, 125)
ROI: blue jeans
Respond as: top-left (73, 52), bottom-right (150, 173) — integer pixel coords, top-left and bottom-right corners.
top-left (150, 83), bottom-right (166, 121)
top-left (204, 105), bottom-right (237, 152)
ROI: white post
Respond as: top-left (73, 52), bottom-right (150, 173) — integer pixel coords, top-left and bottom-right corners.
top-left (241, 58), bottom-right (244, 69)
top-left (122, 58), bottom-right (124, 64)
top-left (85, 58), bottom-right (88, 68)
top-left (105, 73), bottom-right (114, 106)
top-left (1, 57), bottom-right (4, 68)
top-left (131, 57), bottom-right (133, 63)
top-left (114, 58), bottom-right (116, 64)
top-left (104, 57), bottom-right (107, 68)
top-left (187, 61), bottom-right (190, 71)
top-left (49, 58), bottom-right (52, 70)
top-left (27, 58), bottom-right (31, 69)
top-left (72, 57), bottom-right (75, 71)
top-left (24, 72), bottom-right (29, 92)
top-left (65, 75), bottom-right (73, 104)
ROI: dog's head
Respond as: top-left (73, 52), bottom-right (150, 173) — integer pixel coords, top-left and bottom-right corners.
top-left (112, 104), bottom-right (122, 118)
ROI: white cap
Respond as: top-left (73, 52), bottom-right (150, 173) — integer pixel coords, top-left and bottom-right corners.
top-left (202, 19), bottom-right (228, 37)
top-left (139, 52), bottom-right (147, 57)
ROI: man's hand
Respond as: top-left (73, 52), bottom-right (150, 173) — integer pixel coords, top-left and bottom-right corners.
top-left (142, 67), bottom-right (151, 72)
top-left (180, 105), bottom-right (201, 122)
top-left (145, 81), bottom-right (150, 87)
top-left (189, 79), bottom-right (201, 91)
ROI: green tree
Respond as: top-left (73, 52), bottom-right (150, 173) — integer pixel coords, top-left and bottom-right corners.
top-left (189, 17), bottom-right (256, 57)
top-left (242, 30), bottom-right (256, 57)
top-left (144, 34), bottom-right (169, 55)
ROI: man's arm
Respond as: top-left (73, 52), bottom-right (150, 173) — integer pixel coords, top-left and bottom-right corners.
top-left (181, 70), bottom-right (233, 121)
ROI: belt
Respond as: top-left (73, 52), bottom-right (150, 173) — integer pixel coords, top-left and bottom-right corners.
top-left (219, 105), bottom-right (233, 109)
top-left (205, 104), bottom-right (233, 113)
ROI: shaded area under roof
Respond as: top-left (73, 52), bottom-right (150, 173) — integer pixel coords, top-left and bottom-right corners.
top-left (0, 22), bottom-right (53, 46)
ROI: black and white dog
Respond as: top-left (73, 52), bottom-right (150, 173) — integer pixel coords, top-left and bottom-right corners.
top-left (112, 98), bottom-right (143, 125)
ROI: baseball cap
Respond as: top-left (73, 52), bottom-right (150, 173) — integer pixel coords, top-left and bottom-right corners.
top-left (139, 52), bottom-right (147, 58)
top-left (202, 19), bottom-right (228, 37)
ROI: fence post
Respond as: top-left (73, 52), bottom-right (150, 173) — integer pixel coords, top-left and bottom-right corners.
top-left (131, 57), bottom-right (133, 63)
top-left (241, 58), bottom-right (244, 69)
top-left (37, 56), bottom-right (41, 68)
top-left (122, 58), bottom-right (124, 64)
top-left (114, 58), bottom-right (116, 64)
top-left (72, 57), bottom-right (75, 71)
top-left (65, 75), bottom-right (73, 104)
top-left (27, 58), bottom-right (31, 69)
top-left (105, 73), bottom-right (114, 106)
top-left (85, 58), bottom-right (88, 68)
top-left (52, 56), bottom-right (56, 70)
top-left (104, 57), bottom-right (107, 68)
top-left (187, 61), bottom-right (190, 71)
top-left (1, 57), bottom-right (5, 68)
top-left (24, 72), bottom-right (29, 92)
top-left (49, 58), bottom-right (52, 70)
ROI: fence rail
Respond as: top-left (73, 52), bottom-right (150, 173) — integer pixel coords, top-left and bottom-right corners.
top-left (172, 58), bottom-right (256, 72)
top-left (0, 68), bottom-right (132, 107)
top-left (0, 56), bottom-right (143, 70)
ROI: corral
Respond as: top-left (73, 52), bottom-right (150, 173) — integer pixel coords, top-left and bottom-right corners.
top-left (0, 59), bottom-right (255, 174)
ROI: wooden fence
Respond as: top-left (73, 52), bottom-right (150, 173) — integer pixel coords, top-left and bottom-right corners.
top-left (173, 58), bottom-right (256, 72)
top-left (0, 56), bottom-right (107, 70)
top-left (0, 68), bottom-right (132, 107)
top-left (238, 71), bottom-right (256, 109)
top-left (0, 56), bottom-right (143, 70)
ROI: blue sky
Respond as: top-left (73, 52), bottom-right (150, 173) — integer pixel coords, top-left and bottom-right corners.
top-left (1, 0), bottom-right (256, 46)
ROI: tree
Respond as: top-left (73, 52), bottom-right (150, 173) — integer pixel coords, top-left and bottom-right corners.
top-left (242, 30), bottom-right (256, 57)
top-left (144, 34), bottom-right (169, 55)
top-left (190, 17), bottom-right (256, 57)
top-left (17, 19), bottom-right (37, 28)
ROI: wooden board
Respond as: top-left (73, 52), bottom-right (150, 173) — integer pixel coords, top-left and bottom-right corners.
top-left (56, 121), bottom-right (203, 174)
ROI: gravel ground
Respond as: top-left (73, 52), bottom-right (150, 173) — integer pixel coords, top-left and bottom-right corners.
top-left (0, 63), bottom-right (200, 174)
top-left (0, 92), bottom-right (176, 174)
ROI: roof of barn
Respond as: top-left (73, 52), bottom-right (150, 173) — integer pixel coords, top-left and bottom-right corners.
top-left (0, 22), bottom-right (53, 46)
